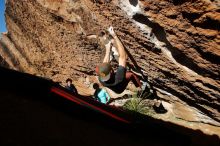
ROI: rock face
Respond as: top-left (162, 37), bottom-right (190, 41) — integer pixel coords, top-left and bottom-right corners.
top-left (0, 0), bottom-right (220, 135)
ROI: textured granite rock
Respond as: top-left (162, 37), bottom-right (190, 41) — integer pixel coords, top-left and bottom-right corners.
top-left (0, 0), bottom-right (220, 134)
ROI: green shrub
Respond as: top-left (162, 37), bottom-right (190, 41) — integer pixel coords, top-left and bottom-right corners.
top-left (123, 94), bottom-right (155, 116)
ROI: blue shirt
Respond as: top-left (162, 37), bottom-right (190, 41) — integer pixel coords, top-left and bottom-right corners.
top-left (95, 89), bottom-right (111, 104)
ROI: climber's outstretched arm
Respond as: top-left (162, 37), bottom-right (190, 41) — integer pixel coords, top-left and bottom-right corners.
top-left (87, 34), bottom-right (111, 63)
top-left (103, 42), bottom-right (111, 63)
top-left (108, 27), bottom-right (127, 67)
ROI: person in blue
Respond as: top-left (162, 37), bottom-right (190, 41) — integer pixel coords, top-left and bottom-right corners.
top-left (93, 83), bottom-right (111, 104)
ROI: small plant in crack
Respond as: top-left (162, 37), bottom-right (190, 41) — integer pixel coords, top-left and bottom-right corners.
top-left (123, 93), bottom-right (155, 116)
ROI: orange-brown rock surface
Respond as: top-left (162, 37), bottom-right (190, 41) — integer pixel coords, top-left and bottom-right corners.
top-left (0, 0), bottom-right (220, 136)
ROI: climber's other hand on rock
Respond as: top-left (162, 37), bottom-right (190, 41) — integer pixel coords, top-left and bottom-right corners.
top-left (108, 26), bottom-right (116, 37)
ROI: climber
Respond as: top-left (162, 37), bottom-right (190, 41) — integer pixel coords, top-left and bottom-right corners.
top-left (93, 83), bottom-right (111, 104)
top-left (65, 78), bottom-right (78, 95)
top-left (95, 26), bottom-right (147, 94)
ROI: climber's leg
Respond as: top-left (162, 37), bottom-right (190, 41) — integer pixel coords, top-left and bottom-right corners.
top-left (125, 72), bottom-right (142, 87)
